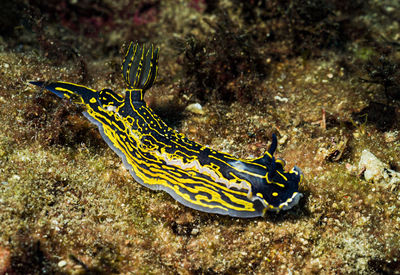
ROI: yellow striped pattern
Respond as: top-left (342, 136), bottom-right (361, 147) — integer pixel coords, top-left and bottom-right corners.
top-left (30, 42), bottom-right (303, 218)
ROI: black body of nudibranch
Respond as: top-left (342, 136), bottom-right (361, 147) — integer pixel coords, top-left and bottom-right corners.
top-left (30, 42), bottom-right (303, 218)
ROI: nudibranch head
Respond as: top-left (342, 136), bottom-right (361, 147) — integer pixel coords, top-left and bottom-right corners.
top-left (259, 165), bottom-right (303, 213)
top-left (250, 134), bottom-right (303, 213)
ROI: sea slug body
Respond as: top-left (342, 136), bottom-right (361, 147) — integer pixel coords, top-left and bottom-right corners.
top-left (30, 42), bottom-right (303, 218)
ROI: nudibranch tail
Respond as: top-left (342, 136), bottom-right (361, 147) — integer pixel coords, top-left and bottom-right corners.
top-left (29, 81), bottom-right (97, 103)
top-left (29, 41), bottom-right (303, 218)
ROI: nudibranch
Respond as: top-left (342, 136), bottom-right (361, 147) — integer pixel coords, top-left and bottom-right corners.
top-left (30, 42), bottom-right (303, 218)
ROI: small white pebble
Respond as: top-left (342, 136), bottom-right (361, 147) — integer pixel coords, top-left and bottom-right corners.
top-left (327, 73), bottom-right (333, 78)
top-left (185, 103), bottom-right (204, 115)
top-left (58, 260), bottom-right (67, 268)
top-left (359, 150), bottom-right (387, 182)
top-left (358, 150), bottom-right (400, 185)
top-left (4, 63), bottom-right (9, 68)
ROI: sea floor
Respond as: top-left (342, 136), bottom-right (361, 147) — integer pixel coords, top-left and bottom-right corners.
top-left (0, 0), bottom-right (400, 274)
